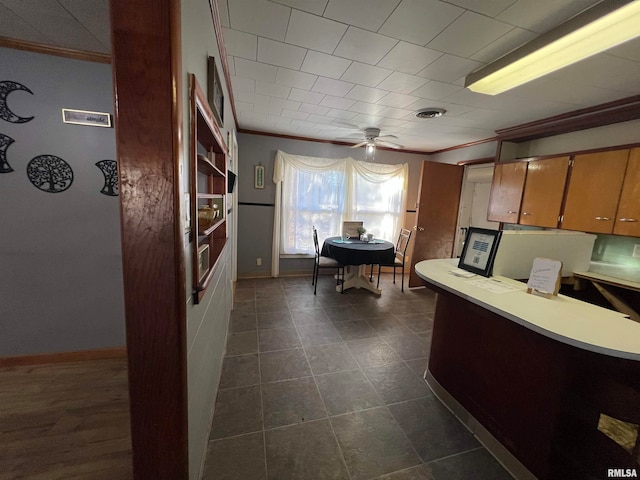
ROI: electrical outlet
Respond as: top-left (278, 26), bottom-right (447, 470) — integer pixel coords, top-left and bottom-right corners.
top-left (633, 245), bottom-right (640, 258)
top-left (256, 257), bottom-right (262, 266)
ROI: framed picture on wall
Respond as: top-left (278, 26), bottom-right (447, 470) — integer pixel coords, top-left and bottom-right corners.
top-left (254, 165), bottom-right (265, 189)
top-left (207, 56), bottom-right (224, 127)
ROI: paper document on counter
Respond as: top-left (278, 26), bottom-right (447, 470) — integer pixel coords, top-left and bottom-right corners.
top-left (469, 278), bottom-right (520, 293)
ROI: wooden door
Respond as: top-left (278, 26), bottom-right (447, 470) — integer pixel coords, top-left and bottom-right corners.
top-left (519, 156), bottom-right (570, 228)
top-left (614, 148), bottom-right (640, 237)
top-left (408, 161), bottom-right (464, 288)
top-left (487, 162), bottom-right (527, 223)
top-left (562, 150), bottom-right (629, 234)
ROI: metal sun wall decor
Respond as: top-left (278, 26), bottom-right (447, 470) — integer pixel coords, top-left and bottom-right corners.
top-left (0, 133), bottom-right (14, 173)
top-left (95, 160), bottom-right (118, 196)
top-left (27, 155), bottom-right (74, 193)
top-left (0, 81), bottom-right (34, 124)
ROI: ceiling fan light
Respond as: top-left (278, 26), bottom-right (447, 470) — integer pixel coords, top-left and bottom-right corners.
top-left (366, 143), bottom-right (376, 156)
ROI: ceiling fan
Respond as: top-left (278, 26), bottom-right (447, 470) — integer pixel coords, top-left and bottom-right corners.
top-left (338, 127), bottom-right (404, 155)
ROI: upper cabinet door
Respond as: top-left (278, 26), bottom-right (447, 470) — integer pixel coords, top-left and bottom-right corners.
top-left (519, 156), bottom-right (570, 228)
top-left (487, 162), bottom-right (527, 224)
top-left (614, 148), bottom-right (640, 237)
top-left (562, 150), bottom-right (629, 234)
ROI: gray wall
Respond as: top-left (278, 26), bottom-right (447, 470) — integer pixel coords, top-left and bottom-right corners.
top-left (0, 48), bottom-right (124, 356)
top-left (237, 133), bottom-right (432, 277)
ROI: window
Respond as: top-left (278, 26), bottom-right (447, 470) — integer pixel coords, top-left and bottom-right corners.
top-left (273, 151), bottom-right (408, 267)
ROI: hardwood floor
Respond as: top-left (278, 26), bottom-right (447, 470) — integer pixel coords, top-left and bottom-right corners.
top-left (0, 357), bottom-right (132, 480)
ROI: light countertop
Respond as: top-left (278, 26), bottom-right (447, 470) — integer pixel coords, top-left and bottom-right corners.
top-left (415, 258), bottom-right (640, 361)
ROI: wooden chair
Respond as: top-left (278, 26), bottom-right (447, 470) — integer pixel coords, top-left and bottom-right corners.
top-left (375, 228), bottom-right (412, 292)
top-left (312, 226), bottom-right (344, 295)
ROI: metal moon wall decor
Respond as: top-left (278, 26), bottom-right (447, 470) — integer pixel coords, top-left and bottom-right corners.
top-left (0, 133), bottom-right (14, 173)
top-left (0, 81), bottom-right (34, 124)
top-left (95, 160), bottom-right (119, 196)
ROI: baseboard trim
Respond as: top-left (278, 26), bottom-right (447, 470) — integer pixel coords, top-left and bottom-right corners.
top-left (0, 346), bottom-right (127, 367)
top-left (424, 368), bottom-right (535, 480)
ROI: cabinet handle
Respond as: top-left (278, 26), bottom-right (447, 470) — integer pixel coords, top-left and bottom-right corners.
top-left (507, 210), bottom-right (517, 214)
top-left (522, 212), bottom-right (532, 216)
top-left (413, 226), bottom-right (425, 231)
top-left (595, 216), bottom-right (612, 221)
top-left (619, 218), bottom-right (638, 222)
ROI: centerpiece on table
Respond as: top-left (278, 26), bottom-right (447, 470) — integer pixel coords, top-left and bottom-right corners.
top-left (357, 225), bottom-right (367, 241)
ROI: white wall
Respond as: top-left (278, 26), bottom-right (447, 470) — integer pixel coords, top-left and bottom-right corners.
top-left (180, 1), bottom-right (237, 478)
top-left (0, 48), bottom-right (125, 356)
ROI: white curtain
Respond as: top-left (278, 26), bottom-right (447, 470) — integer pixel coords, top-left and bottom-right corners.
top-left (272, 150), bottom-right (408, 276)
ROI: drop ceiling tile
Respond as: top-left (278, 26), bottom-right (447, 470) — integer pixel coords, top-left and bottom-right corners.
top-left (236, 101), bottom-right (254, 114)
top-left (255, 81), bottom-right (291, 99)
top-left (311, 77), bottom-right (355, 96)
top-left (231, 75), bottom-right (256, 93)
top-left (217, 0), bottom-right (231, 27)
top-left (285, 9), bottom-right (348, 53)
top-left (378, 107), bottom-right (412, 119)
top-left (289, 88), bottom-right (325, 104)
top-left (348, 101), bottom-right (386, 115)
top-left (548, 54), bottom-right (640, 93)
top-left (234, 58), bottom-right (278, 82)
top-left (416, 54), bottom-right (481, 83)
top-left (257, 37), bottom-right (307, 69)
top-left (340, 62), bottom-right (392, 88)
top-left (227, 55), bottom-right (236, 75)
top-left (334, 27), bottom-right (398, 65)
top-left (299, 103), bottom-right (331, 115)
top-left (377, 42), bottom-right (443, 75)
top-left (0, 4), bottom-right (51, 45)
top-left (281, 109), bottom-right (310, 120)
top-left (379, 0), bottom-right (463, 47)
top-left (608, 37), bottom-right (640, 63)
top-left (270, 97), bottom-right (302, 111)
top-left (253, 93), bottom-right (271, 109)
top-left (276, 68), bottom-right (317, 90)
top-left (58, 0), bottom-right (111, 48)
top-left (470, 27), bottom-right (537, 63)
top-left (228, 0), bottom-right (290, 40)
top-left (377, 72), bottom-right (428, 94)
top-left (496, 0), bottom-right (599, 33)
top-left (269, 0), bottom-right (328, 15)
top-left (236, 90), bottom-right (257, 103)
top-left (301, 50), bottom-right (352, 79)
top-left (427, 11), bottom-right (513, 58)
top-left (324, 0), bottom-right (401, 32)
top-left (378, 92), bottom-right (419, 108)
top-left (345, 85), bottom-right (388, 103)
top-left (326, 109), bottom-right (358, 120)
top-left (507, 77), bottom-right (617, 107)
top-left (320, 96), bottom-right (356, 110)
top-left (254, 103), bottom-right (284, 116)
top-left (223, 28), bottom-right (257, 60)
top-left (445, 0), bottom-right (515, 17)
top-left (306, 114), bottom-right (337, 124)
top-left (351, 114), bottom-right (405, 128)
top-left (411, 80), bottom-right (462, 100)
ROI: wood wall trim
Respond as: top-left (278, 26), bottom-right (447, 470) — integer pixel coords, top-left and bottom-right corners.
top-left (208, 0), bottom-right (237, 128)
top-left (111, 0), bottom-right (188, 478)
top-left (0, 347), bottom-right (126, 367)
top-left (237, 128), bottom-right (429, 156)
top-left (496, 95), bottom-right (640, 142)
top-left (0, 36), bottom-right (111, 64)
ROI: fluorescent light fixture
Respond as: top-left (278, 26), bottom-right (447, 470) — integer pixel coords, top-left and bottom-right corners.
top-left (465, 0), bottom-right (640, 95)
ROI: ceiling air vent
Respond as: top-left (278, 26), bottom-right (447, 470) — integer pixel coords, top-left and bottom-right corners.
top-left (414, 108), bottom-right (446, 119)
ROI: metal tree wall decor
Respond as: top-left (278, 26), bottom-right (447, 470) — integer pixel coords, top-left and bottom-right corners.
top-left (0, 81), bottom-right (34, 124)
top-left (95, 160), bottom-right (118, 196)
top-left (26, 155), bottom-right (74, 193)
top-left (0, 133), bottom-right (14, 173)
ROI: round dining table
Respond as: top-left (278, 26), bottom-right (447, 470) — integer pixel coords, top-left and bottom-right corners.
top-left (321, 236), bottom-right (395, 294)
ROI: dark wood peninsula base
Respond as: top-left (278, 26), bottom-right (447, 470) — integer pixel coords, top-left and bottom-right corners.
top-left (417, 260), bottom-right (640, 480)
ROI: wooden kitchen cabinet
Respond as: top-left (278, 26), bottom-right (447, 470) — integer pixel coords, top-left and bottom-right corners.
top-left (613, 148), bottom-right (640, 237)
top-left (519, 156), bottom-right (570, 228)
top-left (487, 161), bottom-right (527, 223)
top-left (561, 149), bottom-right (629, 234)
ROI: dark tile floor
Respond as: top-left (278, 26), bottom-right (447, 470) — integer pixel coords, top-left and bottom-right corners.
top-left (203, 273), bottom-right (513, 480)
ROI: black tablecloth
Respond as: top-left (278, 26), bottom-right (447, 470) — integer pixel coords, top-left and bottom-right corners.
top-left (321, 237), bottom-right (395, 266)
